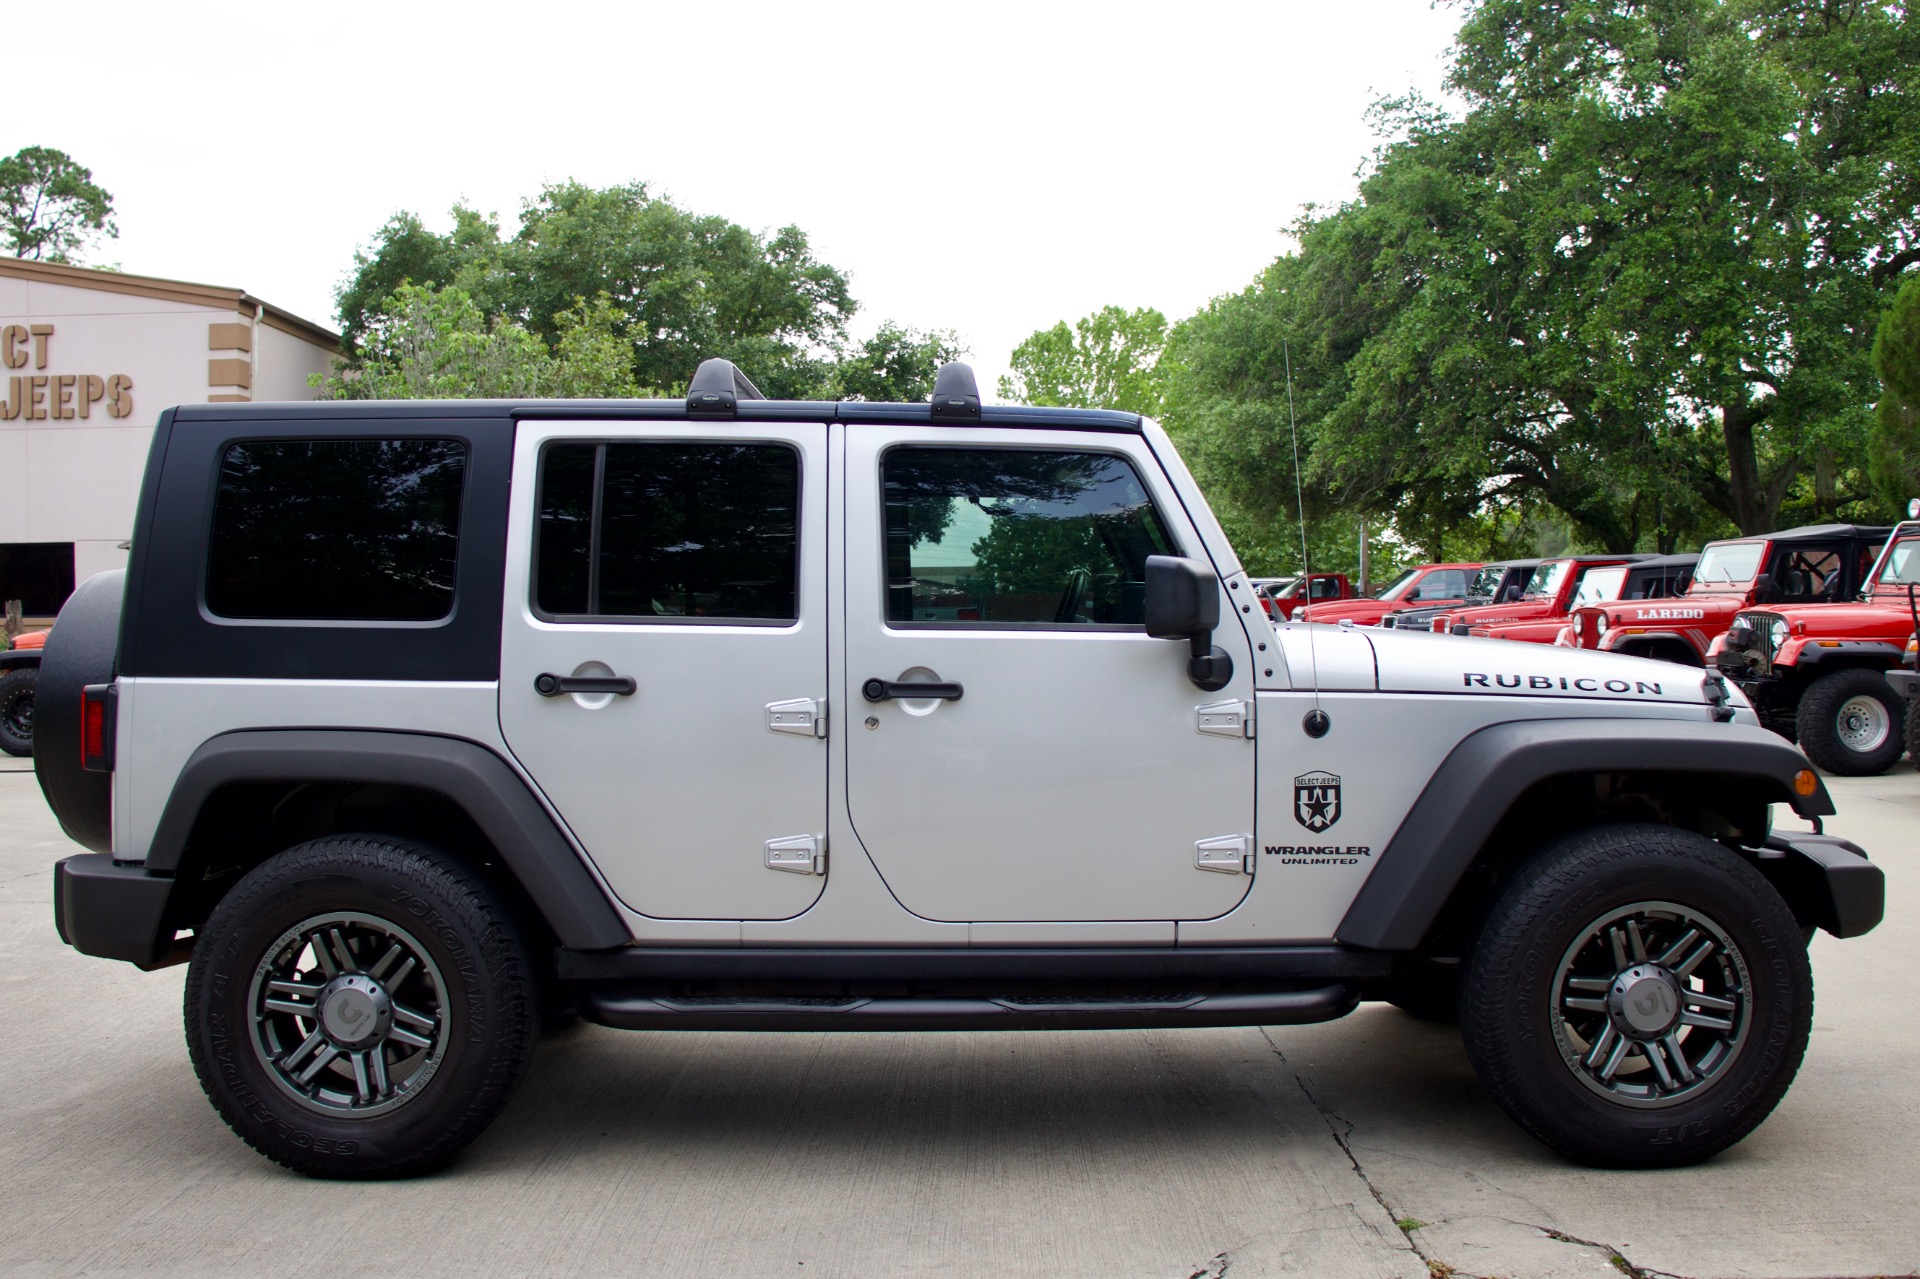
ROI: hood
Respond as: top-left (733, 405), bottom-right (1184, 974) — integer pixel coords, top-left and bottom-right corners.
top-left (1594, 595), bottom-right (1739, 623)
top-left (1370, 627), bottom-right (1714, 706)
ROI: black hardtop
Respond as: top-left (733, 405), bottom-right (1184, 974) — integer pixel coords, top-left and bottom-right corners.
top-left (1628, 553), bottom-right (1701, 571)
top-left (167, 397), bottom-right (1145, 434)
top-left (1708, 523), bottom-right (1895, 546)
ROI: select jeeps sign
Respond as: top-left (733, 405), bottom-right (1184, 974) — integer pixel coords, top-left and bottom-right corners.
top-left (1294, 771), bottom-right (1341, 832)
top-left (0, 324), bottom-right (134, 420)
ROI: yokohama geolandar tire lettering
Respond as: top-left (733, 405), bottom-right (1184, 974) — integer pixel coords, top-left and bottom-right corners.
top-left (182, 835), bottom-right (538, 1178)
top-left (1460, 822), bottom-right (1812, 1169)
top-left (1795, 667), bottom-right (1906, 776)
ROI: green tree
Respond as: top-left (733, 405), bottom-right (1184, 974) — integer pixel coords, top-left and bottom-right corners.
top-left (831, 322), bottom-right (967, 402)
top-left (1162, 0), bottom-right (1920, 555)
top-left (0, 146), bottom-right (116, 263)
top-left (312, 284), bottom-right (641, 400)
top-left (999, 306), bottom-right (1170, 416)
top-left (335, 181), bottom-right (858, 397)
top-left (1869, 272), bottom-right (1920, 514)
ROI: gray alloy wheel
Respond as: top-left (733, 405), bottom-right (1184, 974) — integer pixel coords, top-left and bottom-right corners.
top-left (1796, 668), bottom-right (1906, 776)
top-left (0, 668), bottom-right (34, 757)
top-left (1462, 822), bottom-right (1811, 1169)
top-left (184, 835), bottom-right (538, 1178)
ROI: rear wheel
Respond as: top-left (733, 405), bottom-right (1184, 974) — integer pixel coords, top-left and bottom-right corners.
top-left (184, 835), bottom-right (538, 1178)
top-left (1461, 823), bottom-right (1811, 1168)
top-left (1906, 695), bottom-right (1920, 770)
top-left (0, 667), bottom-right (34, 757)
top-left (1796, 668), bottom-right (1905, 776)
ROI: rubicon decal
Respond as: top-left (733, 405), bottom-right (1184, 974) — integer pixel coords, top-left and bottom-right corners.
top-left (1294, 772), bottom-right (1341, 832)
top-left (1464, 673), bottom-right (1664, 695)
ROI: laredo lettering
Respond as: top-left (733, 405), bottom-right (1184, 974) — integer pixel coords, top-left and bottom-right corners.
top-left (0, 325), bottom-right (134, 421)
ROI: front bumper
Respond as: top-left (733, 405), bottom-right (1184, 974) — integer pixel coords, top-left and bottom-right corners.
top-left (53, 854), bottom-right (182, 968)
top-left (1888, 670), bottom-right (1917, 700)
top-left (1759, 833), bottom-right (1884, 939)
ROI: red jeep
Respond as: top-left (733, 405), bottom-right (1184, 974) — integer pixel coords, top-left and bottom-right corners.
top-left (1711, 521), bottom-right (1920, 775)
top-left (1427, 554), bottom-right (1651, 637)
top-left (1254, 572), bottom-right (1355, 621)
top-left (1567, 523), bottom-right (1894, 667)
top-left (1474, 554), bottom-right (1698, 645)
top-left (1293, 562), bottom-right (1484, 627)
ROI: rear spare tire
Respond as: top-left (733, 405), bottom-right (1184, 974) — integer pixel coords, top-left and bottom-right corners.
top-left (33, 571), bottom-right (123, 849)
top-left (1796, 667), bottom-right (1905, 776)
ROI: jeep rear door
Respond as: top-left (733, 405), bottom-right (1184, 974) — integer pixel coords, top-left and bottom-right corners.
top-left (498, 420), bottom-right (829, 921)
top-left (842, 428), bottom-right (1256, 923)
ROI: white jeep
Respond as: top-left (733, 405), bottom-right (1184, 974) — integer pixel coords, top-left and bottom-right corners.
top-left (40, 360), bottom-right (1881, 1177)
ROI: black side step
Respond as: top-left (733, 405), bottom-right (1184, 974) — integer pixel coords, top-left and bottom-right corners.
top-left (555, 945), bottom-right (1390, 984)
top-left (579, 985), bottom-right (1359, 1032)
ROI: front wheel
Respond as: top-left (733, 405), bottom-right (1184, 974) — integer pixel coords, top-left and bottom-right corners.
top-left (183, 835), bottom-right (538, 1178)
top-left (1461, 823), bottom-right (1811, 1168)
top-left (0, 667), bottom-right (34, 757)
top-left (1796, 667), bottom-right (1905, 775)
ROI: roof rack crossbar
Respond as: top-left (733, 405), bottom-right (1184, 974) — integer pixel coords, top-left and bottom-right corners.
top-left (687, 358), bottom-right (766, 419)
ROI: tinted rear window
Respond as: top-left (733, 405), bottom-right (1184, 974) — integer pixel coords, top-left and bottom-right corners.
top-left (206, 438), bottom-right (467, 621)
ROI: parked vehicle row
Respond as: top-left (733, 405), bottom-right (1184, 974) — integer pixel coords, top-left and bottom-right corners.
top-left (1281, 518), bottom-right (1920, 776)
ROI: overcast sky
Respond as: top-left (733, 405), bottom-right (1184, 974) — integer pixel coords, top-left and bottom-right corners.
top-left (20, 0), bottom-right (1461, 399)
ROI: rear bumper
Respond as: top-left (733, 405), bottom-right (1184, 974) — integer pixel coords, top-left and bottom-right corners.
top-left (1760, 833), bottom-right (1884, 939)
top-left (1888, 670), bottom-right (1917, 700)
top-left (52, 854), bottom-right (181, 968)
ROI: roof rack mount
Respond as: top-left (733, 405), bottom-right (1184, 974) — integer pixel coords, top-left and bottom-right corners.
top-left (687, 358), bottom-right (766, 419)
top-left (930, 362), bottom-right (981, 423)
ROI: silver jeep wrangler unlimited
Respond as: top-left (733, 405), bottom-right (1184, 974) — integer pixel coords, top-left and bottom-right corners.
top-left (41, 361), bottom-right (1881, 1177)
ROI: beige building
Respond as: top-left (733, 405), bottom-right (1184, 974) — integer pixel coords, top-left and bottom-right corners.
top-left (0, 258), bottom-right (337, 619)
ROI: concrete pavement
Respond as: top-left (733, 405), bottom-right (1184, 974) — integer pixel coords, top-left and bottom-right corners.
top-left (1, 754), bottom-right (1913, 1279)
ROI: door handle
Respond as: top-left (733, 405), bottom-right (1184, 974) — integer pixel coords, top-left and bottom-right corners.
top-left (861, 678), bottom-right (963, 702)
top-left (534, 673), bottom-right (637, 697)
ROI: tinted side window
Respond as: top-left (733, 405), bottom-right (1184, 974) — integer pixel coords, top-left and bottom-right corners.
top-left (207, 438), bottom-right (466, 621)
top-left (882, 447), bottom-right (1173, 626)
top-left (536, 442), bottom-right (799, 622)
top-left (1419, 569), bottom-right (1469, 599)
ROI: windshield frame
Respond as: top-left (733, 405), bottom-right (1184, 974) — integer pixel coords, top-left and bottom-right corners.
top-left (1522, 560), bottom-right (1574, 602)
top-left (1868, 531), bottom-right (1920, 595)
top-left (1691, 540), bottom-right (1765, 590)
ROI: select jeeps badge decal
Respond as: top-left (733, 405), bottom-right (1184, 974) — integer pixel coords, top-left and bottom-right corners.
top-left (1294, 772), bottom-right (1341, 832)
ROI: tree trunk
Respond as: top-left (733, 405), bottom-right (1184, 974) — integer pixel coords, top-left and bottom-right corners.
top-left (1722, 400), bottom-right (1773, 534)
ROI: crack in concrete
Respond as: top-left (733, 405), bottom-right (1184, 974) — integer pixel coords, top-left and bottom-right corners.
top-left (1257, 1029), bottom-right (1433, 1274)
top-left (1536, 1227), bottom-right (1684, 1279)
top-left (1185, 1247), bottom-right (1233, 1279)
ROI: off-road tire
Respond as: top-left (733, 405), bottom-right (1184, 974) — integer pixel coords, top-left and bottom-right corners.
top-left (183, 835), bottom-right (538, 1178)
top-left (0, 667), bottom-right (34, 757)
top-left (1795, 668), bottom-right (1905, 776)
top-left (1460, 823), bottom-right (1811, 1169)
top-left (1906, 696), bottom-right (1920, 770)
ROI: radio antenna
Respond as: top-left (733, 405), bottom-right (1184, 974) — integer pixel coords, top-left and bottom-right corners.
top-left (1284, 342), bottom-right (1328, 738)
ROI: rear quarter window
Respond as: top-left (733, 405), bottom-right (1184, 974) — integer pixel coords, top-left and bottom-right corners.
top-left (206, 438), bottom-right (468, 622)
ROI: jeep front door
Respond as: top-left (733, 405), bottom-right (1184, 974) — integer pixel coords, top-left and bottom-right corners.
top-left (499, 422), bottom-right (828, 921)
top-left (843, 430), bottom-right (1256, 923)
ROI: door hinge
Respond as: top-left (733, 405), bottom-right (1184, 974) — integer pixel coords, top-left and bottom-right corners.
top-left (766, 834), bottom-right (826, 875)
top-left (766, 698), bottom-right (827, 738)
top-left (1195, 834), bottom-right (1253, 875)
top-left (1195, 700), bottom-right (1253, 739)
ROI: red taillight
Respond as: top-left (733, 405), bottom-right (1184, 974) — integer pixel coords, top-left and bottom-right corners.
top-left (80, 683), bottom-right (115, 772)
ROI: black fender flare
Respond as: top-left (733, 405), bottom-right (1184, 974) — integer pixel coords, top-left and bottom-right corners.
top-left (0, 650), bottom-right (43, 671)
top-left (1335, 717), bottom-right (1835, 951)
top-left (140, 729), bottom-right (631, 951)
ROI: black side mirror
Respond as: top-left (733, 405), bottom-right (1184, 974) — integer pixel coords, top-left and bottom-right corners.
top-left (1144, 555), bottom-right (1232, 691)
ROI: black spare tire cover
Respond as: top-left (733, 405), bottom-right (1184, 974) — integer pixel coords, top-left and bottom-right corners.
top-left (36, 570), bottom-right (123, 853)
